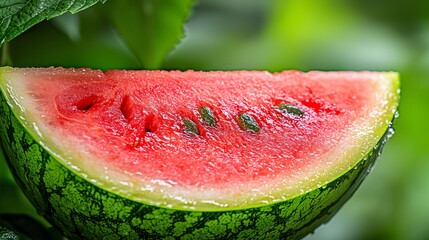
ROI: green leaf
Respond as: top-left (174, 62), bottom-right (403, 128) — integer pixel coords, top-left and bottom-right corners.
top-left (104, 0), bottom-right (195, 69)
top-left (0, 0), bottom-right (107, 45)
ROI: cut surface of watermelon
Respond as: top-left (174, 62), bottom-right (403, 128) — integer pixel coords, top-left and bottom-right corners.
top-left (0, 67), bottom-right (399, 210)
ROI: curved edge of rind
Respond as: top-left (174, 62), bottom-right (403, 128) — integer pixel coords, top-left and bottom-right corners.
top-left (0, 84), bottom-right (394, 239)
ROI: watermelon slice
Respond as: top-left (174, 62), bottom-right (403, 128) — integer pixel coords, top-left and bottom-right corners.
top-left (0, 67), bottom-right (399, 239)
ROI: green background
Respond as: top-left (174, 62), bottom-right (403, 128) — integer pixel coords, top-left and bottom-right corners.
top-left (1, 0), bottom-right (428, 239)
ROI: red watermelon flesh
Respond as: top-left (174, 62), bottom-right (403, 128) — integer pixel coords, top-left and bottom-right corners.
top-left (3, 68), bottom-right (398, 209)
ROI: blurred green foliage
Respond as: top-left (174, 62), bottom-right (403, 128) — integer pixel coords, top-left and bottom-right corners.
top-left (1, 0), bottom-right (429, 239)
top-left (104, 0), bottom-right (195, 69)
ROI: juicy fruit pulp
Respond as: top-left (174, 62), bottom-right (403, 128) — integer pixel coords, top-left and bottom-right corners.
top-left (0, 68), bottom-right (399, 210)
top-left (0, 67), bottom-right (399, 239)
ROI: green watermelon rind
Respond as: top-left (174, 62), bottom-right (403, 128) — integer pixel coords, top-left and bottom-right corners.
top-left (0, 84), bottom-right (395, 239)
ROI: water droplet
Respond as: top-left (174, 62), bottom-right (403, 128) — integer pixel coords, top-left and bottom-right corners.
top-left (394, 110), bottom-right (400, 119)
top-left (386, 127), bottom-right (395, 139)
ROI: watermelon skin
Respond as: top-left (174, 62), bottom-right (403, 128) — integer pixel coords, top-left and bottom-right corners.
top-left (0, 87), bottom-right (392, 239)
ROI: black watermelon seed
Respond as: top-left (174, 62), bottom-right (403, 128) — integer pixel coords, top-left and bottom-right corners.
top-left (278, 103), bottom-right (304, 117)
top-left (237, 113), bottom-right (260, 133)
top-left (199, 106), bottom-right (217, 127)
top-left (183, 118), bottom-right (199, 135)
